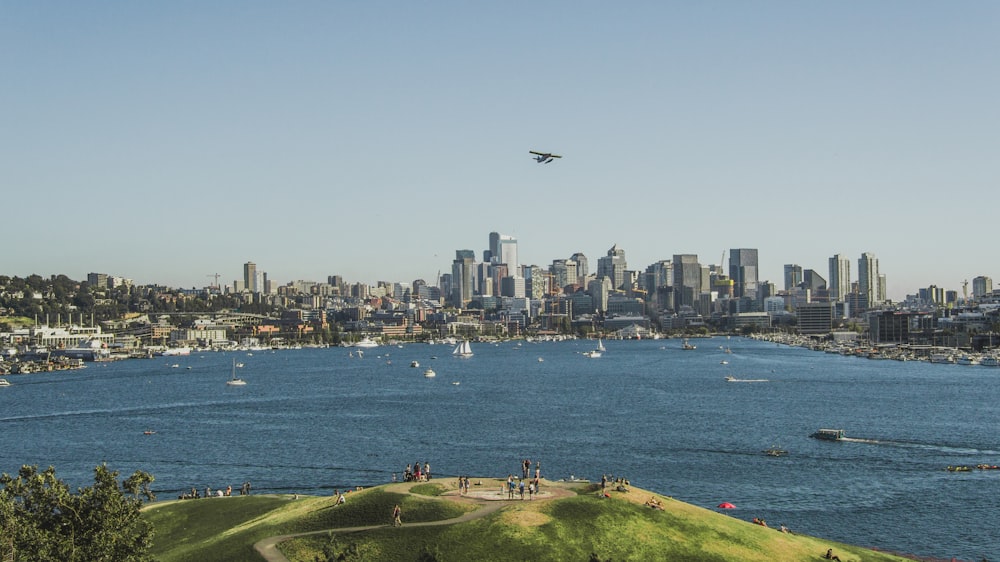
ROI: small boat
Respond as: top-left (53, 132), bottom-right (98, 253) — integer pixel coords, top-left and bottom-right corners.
top-left (583, 350), bottom-right (601, 358)
top-left (451, 381), bottom-right (460, 385)
top-left (226, 359), bottom-right (247, 386)
top-left (0, 378), bottom-right (10, 387)
top-left (423, 368), bottom-right (436, 378)
top-left (720, 360), bottom-right (729, 365)
top-left (410, 360), bottom-right (420, 368)
top-left (763, 447), bottom-right (787, 457)
top-left (725, 376), bottom-right (768, 383)
top-left (810, 429), bottom-right (846, 441)
top-left (537, 357), bottom-right (544, 362)
top-left (682, 339), bottom-right (696, 350)
top-left (143, 430), bottom-right (156, 435)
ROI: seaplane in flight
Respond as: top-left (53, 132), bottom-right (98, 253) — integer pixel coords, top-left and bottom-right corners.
top-left (529, 150), bottom-right (562, 164)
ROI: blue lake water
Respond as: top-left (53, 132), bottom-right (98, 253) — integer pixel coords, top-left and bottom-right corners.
top-left (1, 337), bottom-right (997, 560)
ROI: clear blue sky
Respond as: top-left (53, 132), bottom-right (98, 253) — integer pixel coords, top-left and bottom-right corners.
top-left (4, 2), bottom-right (998, 300)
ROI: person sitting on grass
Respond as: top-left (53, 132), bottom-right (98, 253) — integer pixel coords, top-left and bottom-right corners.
top-left (824, 548), bottom-right (841, 561)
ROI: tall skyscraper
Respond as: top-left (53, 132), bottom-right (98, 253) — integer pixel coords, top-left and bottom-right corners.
top-left (672, 254), bottom-right (701, 311)
top-left (783, 264), bottom-right (802, 292)
top-left (451, 250), bottom-right (475, 307)
top-left (828, 254), bottom-right (851, 302)
top-left (243, 261), bottom-right (257, 293)
top-left (570, 252), bottom-right (589, 282)
top-left (597, 244), bottom-right (628, 290)
top-left (858, 252), bottom-right (879, 307)
top-left (728, 248), bottom-right (759, 299)
top-left (488, 232), bottom-right (518, 270)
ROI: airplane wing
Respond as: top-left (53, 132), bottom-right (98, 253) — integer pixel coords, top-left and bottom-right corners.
top-left (529, 151), bottom-right (547, 156)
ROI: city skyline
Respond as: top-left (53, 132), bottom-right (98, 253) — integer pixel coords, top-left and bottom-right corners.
top-left (4, 3), bottom-right (999, 299)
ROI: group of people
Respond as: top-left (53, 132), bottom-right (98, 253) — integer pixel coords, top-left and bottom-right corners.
top-left (178, 481), bottom-right (250, 500)
top-left (644, 496), bottom-right (665, 510)
top-left (752, 517), bottom-right (790, 534)
top-left (403, 461), bottom-right (431, 482)
top-left (504, 473), bottom-right (540, 500)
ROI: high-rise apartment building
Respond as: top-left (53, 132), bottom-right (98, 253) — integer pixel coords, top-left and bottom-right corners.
top-left (728, 248), bottom-right (758, 299)
top-left (828, 254), bottom-right (851, 302)
top-left (87, 273), bottom-right (109, 289)
top-left (244, 261), bottom-right (258, 293)
top-left (972, 276), bottom-right (993, 298)
top-left (858, 252), bottom-right (879, 308)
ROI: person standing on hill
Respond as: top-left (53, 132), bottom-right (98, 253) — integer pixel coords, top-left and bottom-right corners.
top-left (392, 504), bottom-right (402, 527)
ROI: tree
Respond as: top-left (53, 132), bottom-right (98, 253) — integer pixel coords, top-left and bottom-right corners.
top-left (0, 464), bottom-right (155, 562)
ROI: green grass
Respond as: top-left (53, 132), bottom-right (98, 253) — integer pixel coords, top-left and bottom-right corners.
top-left (143, 488), bottom-right (472, 562)
top-left (144, 483), bottom-right (917, 562)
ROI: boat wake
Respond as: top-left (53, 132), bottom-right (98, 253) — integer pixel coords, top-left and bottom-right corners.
top-left (839, 437), bottom-right (1000, 456)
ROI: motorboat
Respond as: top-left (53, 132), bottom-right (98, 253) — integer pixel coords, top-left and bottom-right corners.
top-left (410, 360), bottom-right (420, 368)
top-left (682, 339), bottom-right (696, 350)
top-left (355, 338), bottom-right (380, 349)
top-left (725, 376), bottom-right (768, 383)
top-left (583, 350), bottom-right (602, 358)
top-left (423, 368), bottom-right (436, 378)
top-left (810, 429), bottom-right (846, 441)
top-left (0, 378), bottom-right (10, 387)
top-left (763, 447), bottom-right (787, 457)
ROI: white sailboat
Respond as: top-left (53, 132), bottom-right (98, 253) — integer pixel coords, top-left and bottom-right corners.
top-left (452, 341), bottom-right (473, 358)
top-left (597, 339), bottom-right (606, 352)
top-left (226, 358), bottom-right (247, 386)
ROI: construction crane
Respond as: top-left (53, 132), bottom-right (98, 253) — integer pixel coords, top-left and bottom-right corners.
top-left (206, 273), bottom-right (221, 288)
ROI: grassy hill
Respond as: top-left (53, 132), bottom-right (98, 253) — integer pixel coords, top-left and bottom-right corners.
top-left (143, 479), bottom-right (916, 562)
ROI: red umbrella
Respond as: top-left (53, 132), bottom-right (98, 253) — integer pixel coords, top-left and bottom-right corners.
top-left (717, 502), bottom-right (736, 509)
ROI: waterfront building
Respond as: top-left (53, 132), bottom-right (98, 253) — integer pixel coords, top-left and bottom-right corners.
top-left (728, 248), bottom-right (759, 300)
top-left (828, 254), bottom-right (851, 303)
top-left (797, 302), bottom-right (833, 335)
